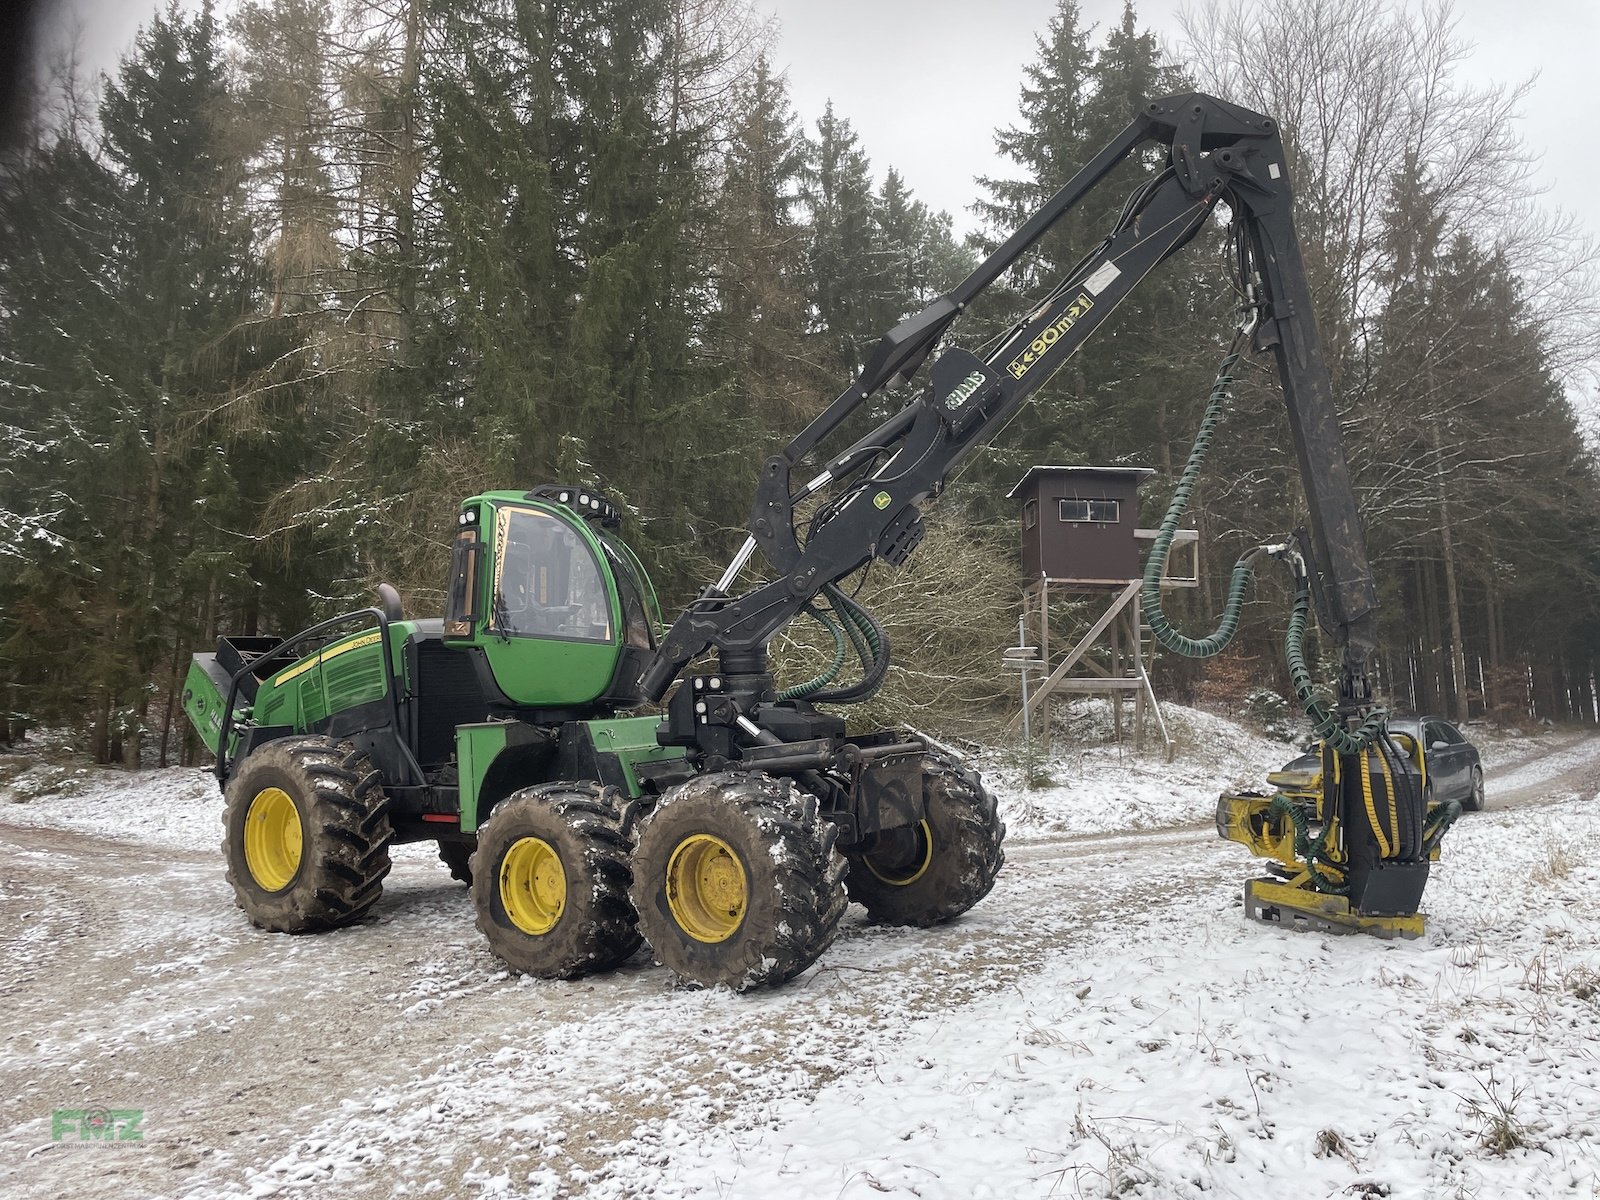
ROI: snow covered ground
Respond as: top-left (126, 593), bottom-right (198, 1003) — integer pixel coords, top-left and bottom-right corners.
top-left (644, 800), bottom-right (1600, 1199)
top-left (2, 709), bottom-right (1598, 1199)
top-left (980, 701), bottom-right (1298, 838)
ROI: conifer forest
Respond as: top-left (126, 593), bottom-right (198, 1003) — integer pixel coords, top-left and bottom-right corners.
top-left (3, 0), bottom-right (1598, 765)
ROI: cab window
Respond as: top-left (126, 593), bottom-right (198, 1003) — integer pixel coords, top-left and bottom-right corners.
top-left (490, 507), bottom-right (613, 643)
top-left (443, 527), bottom-right (480, 637)
top-left (600, 535), bottom-right (656, 650)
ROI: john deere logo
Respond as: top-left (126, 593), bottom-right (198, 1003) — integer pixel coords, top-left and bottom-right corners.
top-left (873, 491), bottom-right (892, 510)
top-left (53, 1106), bottom-right (144, 1143)
top-left (944, 370), bottom-right (986, 411)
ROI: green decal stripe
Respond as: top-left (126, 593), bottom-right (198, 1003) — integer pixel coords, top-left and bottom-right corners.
top-left (272, 630), bottom-right (384, 685)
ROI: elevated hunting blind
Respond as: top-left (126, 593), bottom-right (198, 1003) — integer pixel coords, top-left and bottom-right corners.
top-left (1005, 465), bottom-right (1196, 760)
top-left (1006, 465), bottom-right (1154, 585)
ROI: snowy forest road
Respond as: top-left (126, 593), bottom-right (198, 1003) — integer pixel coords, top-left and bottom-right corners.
top-left (3, 732), bottom-right (1597, 1199)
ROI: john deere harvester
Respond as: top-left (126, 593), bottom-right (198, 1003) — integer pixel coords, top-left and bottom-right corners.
top-left (186, 485), bottom-right (1003, 989)
top-left (186, 93), bottom-right (1461, 990)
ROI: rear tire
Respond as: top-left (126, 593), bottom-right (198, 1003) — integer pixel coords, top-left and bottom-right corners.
top-left (471, 783), bottom-right (641, 979)
top-left (222, 736), bottom-right (393, 933)
top-left (631, 772), bottom-right (847, 991)
top-left (845, 755), bottom-right (1005, 927)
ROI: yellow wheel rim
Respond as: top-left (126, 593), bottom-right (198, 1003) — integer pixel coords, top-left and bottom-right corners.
top-left (500, 837), bottom-right (567, 935)
top-left (244, 787), bottom-right (303, 892)
top-left (864, 820), bottom-right (934, 887)
top-left (666, 833), bottom-right (748, 944)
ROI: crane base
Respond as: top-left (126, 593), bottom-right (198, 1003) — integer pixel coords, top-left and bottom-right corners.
top-left (1243, 878), bottom-right (1425, 940)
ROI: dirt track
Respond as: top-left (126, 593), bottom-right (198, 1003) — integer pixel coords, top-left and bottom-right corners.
top-left (2, 732), bottom-right (1596, 1199)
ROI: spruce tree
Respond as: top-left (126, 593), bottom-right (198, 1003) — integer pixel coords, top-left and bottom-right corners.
top-left (707, 56), bottom-right (817, 437)
top-left (801, 103), bottom-right (881, 379)
top-left (966, 2), bottom-right (1215, 506)
top-left (0, 1), bottom-right (261, 761)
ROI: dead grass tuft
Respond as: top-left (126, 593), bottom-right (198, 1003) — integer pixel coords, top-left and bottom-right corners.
top-left (1458, 1070), bottom-right (1530, 1157)
top-left (1315, 1127), bottom-right (1358, 1163)
top-left (1530, 823), bottom-right (1577, 884)
top-left (1565, 965), bottom-right (1599, 1003)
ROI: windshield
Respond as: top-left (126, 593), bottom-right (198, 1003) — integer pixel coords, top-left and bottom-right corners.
top-left (490, 506), bottom-right (613, 642)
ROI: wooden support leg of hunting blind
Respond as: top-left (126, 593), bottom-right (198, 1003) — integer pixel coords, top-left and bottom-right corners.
top-left (1009, 579), bottom-right (1175, 760)
top-left (1037, 584), bottom-right (1052, 753)
top-left (1132, 593), bottom-right (1144, 752)
top-left (1012, 580), bottom-right (1140, 729)
top-left (1110, 610), bottom-right (1123, 742)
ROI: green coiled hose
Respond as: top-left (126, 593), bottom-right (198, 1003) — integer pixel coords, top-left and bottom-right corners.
top-left (777, 604), bottom-right (849, 701)
top-left (779, 584), bottom-right (889, 703)
top-left (812, 584), bottom-right (890, 704)
top-left (1142, 333), bottom-right (1386, 752)
top-left (1139, 345), bottom-right (1260, 658)
top-left (1284, 578), bottom-right (1387, 753)
top-left (1266, 793), bottom-right (1347, 893)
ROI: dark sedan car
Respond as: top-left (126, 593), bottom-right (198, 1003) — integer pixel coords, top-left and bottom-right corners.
top-left (1269, 715), bottom-right (1485, 812)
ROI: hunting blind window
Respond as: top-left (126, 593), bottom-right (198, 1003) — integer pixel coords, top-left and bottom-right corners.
top-left (1024, 499), bottom-right (1038, 529)
top-left (1060, 498), bottom-right (1119, 523)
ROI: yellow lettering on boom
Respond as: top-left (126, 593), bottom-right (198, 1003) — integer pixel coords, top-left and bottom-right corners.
top-left (1006, 292), bottom-right (1094, 381)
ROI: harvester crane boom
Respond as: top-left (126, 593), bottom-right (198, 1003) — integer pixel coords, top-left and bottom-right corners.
top-left (640, 93), bottom-right (1378, 717)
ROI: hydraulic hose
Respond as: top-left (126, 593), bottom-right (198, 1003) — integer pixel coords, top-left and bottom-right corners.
top-left (1283, 576), bottom-right (1387, 753)
top-left (1144, 328), bottom-right (1387, 752)
top-left (1139, 341), bottom-right (1260, 658)
top-left (777, 586), bottom-right (890, 704)
top-left (777, 604), bottom-right (849, 701)
top-left (1265, 793), bottom-right (1347, 893)
top-left (811, 584), bottom-right (891, 704)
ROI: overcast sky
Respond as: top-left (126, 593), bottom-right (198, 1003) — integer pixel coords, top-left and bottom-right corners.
top-left (757, 0), bottom-right (1597, 238)
top-left (53, 0), bottom-right (1596, 238)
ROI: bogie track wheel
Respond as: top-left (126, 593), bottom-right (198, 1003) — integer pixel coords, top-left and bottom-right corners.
top-left (845, 754), bottom-right (1005, 926)
top-left (471, 783), bottom-right (641, 979)
top-left (631, 772), bottom-right (847, 991)
top-left (222, 736), bottom-right (393, 932)
top-left (437, 837), bottom-right (476, 885)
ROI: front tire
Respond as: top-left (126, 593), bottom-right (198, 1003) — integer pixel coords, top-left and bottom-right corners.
top-left (845, 755), bottom-right (1006, 927)
top-left (1462, 766), bottom-right (1486, 812)
top-left (631, 772), bottom-right (847, 991)
top-left (222, 736), bottom-right (393, 933)
top-left (471, 783), bottom-right (641, 979)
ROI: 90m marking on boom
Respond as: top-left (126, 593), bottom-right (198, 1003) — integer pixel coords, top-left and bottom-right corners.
top-left (1007, 292), bottom-right (1094, 380)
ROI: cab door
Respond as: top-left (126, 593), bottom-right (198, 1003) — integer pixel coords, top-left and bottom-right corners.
top-left (473, 503), bottom-right (624, 708)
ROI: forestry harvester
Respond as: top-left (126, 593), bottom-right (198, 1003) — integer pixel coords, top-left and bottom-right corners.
top-left (183, 93), bottom-right (1460, 991)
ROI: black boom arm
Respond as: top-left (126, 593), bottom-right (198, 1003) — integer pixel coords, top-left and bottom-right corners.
top-left (639, 93), bottom-right (1378, 709)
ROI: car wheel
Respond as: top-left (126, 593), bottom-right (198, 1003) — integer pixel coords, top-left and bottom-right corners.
top-left (1462, 766), bottom-right (1485, 812)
